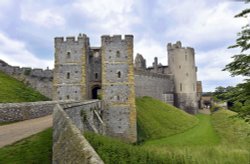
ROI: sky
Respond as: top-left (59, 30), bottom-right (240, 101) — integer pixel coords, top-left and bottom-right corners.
top-left (0, 0), bottom-right (249, 92)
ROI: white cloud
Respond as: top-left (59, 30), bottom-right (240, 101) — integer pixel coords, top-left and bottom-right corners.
top-left (135, 38), bottom-right (167, 67)
top-left (0, 32), bottom-right (53, 69)
top-left (20, 5), bottom-right (65, 28)
top-left (158, 1), bottom-right (247, 46)
top-left (196, 48), bottom-right (244, 91)
top-left (73, 0), bottom-right (141, 33)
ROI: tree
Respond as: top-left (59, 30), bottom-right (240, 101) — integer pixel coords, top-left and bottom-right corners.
top-left (223, 1), bottom-right (250, 76)
top-left (222, 0), bottom-right (250, 122)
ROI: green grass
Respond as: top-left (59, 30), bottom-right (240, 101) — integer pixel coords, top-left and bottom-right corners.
top-left (211, 109), bottom-right (250, 147)
top-left (144, 114), bottom-right (220, 146)
top-left (0, 128), bottom-right (52, 164)
top-left (0, 71), bottom-right (49, 103)
top-left (1, 97), bottom-right (250, 163)
top-left (84, 132), bottom-right (188, 164)
top-left (137, 96), bottom-right (198, 141)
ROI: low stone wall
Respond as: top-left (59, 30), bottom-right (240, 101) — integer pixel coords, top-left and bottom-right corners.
top-left (63, 100), bottom-right (105, 134)
top-left (53, 104), bottom-right (104, 164)
top-left (0, 101), bottom-right (57, 123)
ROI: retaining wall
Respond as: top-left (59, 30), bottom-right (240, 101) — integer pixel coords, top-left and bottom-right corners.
top-left (53, 104), bottom-right (104, 164)
top-left (0, 101), bottom-right (56, 123)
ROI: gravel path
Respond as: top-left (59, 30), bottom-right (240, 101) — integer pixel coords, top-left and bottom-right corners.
top-left (198, 108), bottom-right (211, 115)
top-left (0, 115), bottom-right (52, 148)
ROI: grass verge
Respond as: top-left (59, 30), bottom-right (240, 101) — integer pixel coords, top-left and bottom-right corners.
top-left (0, 128), bottom-right (52, 164)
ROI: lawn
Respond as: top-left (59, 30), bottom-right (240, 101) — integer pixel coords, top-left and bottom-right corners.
top-left (0, 71), bottom-right (49, 103)
top-left (144, 114), bottom-right (220, 146)
top-left (0, 128), bottom-right (52, 164)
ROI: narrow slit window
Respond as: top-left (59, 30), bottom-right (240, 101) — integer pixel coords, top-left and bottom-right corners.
top-left (116, 51), bottom-right (120, 58)
top-left (185, 55), bottom-right (187, 61)
top-left (179, 65), bottom-right (181, 69)
top-left (180, 83), bottom-right (182, 92)
top-left (67, 72), bottom-right (70, 79)
top-left (67, 52), bottom-right (71, 58)
top-left (95, 73), bottom-right (98, 79)
top-left (117, 95), bottom-right (120, 101)
top-left (117, 71), bottom-right (121, 78)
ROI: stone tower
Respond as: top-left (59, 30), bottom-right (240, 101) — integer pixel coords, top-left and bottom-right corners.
top-left (101, 35), bottom-right (137, 143)
top-left (53, 34), bottom-right (90, 101)
top-left (167, 41), bottom-right (198, 114)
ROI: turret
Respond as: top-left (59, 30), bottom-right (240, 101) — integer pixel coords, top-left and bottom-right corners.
top-left (101, 35), bottom-right (137, 143)
top-left (167, 41), bottom-right (198, 114)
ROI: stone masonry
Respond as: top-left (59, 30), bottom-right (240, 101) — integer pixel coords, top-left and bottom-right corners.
top-left (52, 33), bottom-right (202, 142)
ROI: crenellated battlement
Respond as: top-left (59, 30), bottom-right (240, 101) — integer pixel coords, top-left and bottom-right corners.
top-left (55, 34), bottom-right (89, 45)
top-left (167, 41), bottom-right (194, 52)
top-left (101, 35), bottom-right (133, 45)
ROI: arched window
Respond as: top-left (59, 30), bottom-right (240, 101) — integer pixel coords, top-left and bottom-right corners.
top-left (117, 71), bottom-right (121, 78)
top-left (95, 73), bottom-right (98, 79)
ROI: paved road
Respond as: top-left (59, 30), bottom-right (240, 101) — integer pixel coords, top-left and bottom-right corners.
top-left (0, 115), bottom-right (52, 148)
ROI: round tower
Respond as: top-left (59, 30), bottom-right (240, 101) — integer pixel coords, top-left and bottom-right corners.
top-left (167, 41), bottom-right (198, 114)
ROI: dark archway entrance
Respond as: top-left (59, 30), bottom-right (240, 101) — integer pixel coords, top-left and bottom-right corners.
top-left (92, 86), bottom-right (101, 99)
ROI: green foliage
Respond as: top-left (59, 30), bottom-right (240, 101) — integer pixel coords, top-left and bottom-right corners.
top-left (0, 71), bottom-right (49, 103)
top-left (136, 96), bottom-right (198, 141)
top-left (84, 132), bottom-right (186, 164)
top-left (0, 128), bottom-right (52, 164)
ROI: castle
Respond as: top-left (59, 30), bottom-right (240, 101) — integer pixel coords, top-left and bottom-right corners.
top-left (53, 34), bottom-right (202, 142)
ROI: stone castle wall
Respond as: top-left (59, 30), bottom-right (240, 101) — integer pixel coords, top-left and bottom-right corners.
top-left (134, 69), bottom-right (174, 105)
top-left (62, 100), bottom-right (105, 134)
top-left (0, 60), bottom-right (53, 98)
top-left (0, 101), bottom-right (55, 123)
top-left (53, 103), bottom-right (104, 164)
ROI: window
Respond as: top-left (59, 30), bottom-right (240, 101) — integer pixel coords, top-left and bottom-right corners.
top-left (179, 65), bottom-right (181, 69)
top-left (95, 73), bottom-right (98, 79)
top-left (180, 83), bottom-right (182, 92)
top-left (67, 52), bottom-right (71, 59)
top-left (116, 51), bottom-right (120, 58)
top-left (66, 95), bottom-right (70, 99)
top-left (117, 95), bottom-right (120, 101)
top-left (186, 73), bottom-right (189, 77)
top-left (117, 71), bottom-right (121, 78)
top-left (185, 55), bottom-right (187, 61)
top-left (67, 72), bottom-right (70, 79)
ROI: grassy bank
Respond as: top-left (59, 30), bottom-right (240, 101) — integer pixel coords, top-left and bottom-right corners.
top-left (0, 71), bottom-right (49, 103)
top-left (136, 96), bottom-right (198, 141)
top-left (144, 114), bottom-right (220, 146)
top-left (0, 128), bottom-right (52, 164)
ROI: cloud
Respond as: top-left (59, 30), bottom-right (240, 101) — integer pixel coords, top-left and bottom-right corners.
top-left (157, 0), bottom-right (247, 48)
top-left (196, 47), bottom-right (245, 91)
top-left (72, 0), bottom-right (141, 33)
top-left (20, 4), bottom-right (65, 28)
top-left (0, 32), bottom-right (53, 69)
top-left (134, 38), bottom-right (167, 67)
